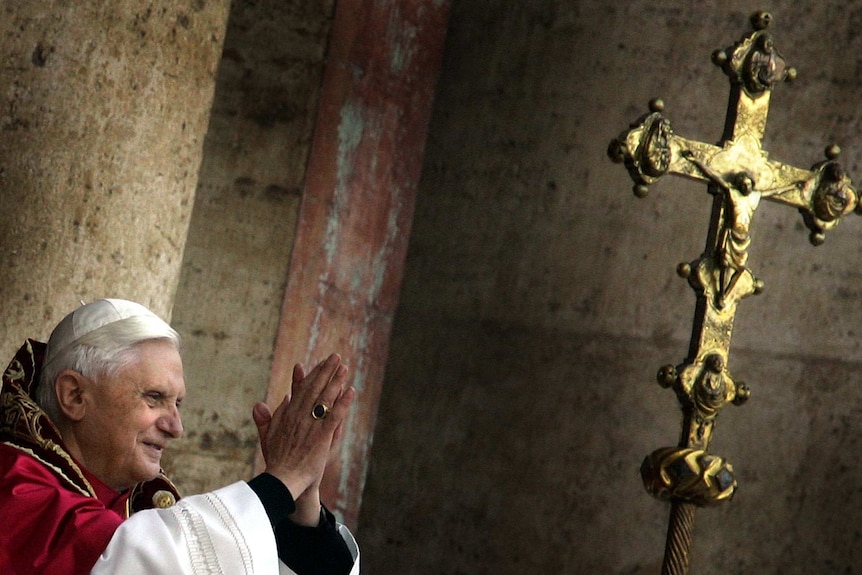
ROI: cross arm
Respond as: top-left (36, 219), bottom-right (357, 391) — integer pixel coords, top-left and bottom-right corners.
top-left (608, 99), bottom-right (861, 244)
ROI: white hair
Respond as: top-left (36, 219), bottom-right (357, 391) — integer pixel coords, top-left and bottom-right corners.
top-left (36, 315), bottom-right (181, 424)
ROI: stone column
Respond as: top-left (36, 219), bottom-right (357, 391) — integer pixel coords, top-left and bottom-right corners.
top-left (0, 0), bottom-right (231, 350)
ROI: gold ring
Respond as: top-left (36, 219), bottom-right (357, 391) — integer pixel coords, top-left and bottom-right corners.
top-left (311, 402), bottom-right (331, 420)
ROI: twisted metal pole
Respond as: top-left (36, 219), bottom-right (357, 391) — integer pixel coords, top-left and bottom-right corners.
top-left (661, 502), bottom-right (696, 575)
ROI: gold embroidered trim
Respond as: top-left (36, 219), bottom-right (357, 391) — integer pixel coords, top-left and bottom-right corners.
top-left (2, 441), bottom-right (94, 498)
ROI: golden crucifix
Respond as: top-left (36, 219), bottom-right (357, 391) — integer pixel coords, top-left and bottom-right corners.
top-left (608, 11), bottom-right (860, 575)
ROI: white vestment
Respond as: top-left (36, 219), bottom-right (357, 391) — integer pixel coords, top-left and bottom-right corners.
top-left (91, 481), bottom-right (360, 575)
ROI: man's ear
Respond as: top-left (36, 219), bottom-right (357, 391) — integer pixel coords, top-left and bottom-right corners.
top-left (54, 370), bottom-right (89, 422)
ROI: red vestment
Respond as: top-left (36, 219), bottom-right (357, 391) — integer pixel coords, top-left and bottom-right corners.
top-left (0, 340), bottom-right (179, 575)
top-left (0, 444), bottom-right (126, 574)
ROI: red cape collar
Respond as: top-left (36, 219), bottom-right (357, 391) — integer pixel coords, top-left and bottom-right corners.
top-left (1, 339), bottom-right (180, 515)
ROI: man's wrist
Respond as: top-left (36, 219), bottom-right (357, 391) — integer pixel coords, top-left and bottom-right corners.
top-left (290, 503), bottom-right (324, 527)
top-left (263, 467), bottom-right (309, 504)
top-left (289, 485), bottom-right (323, 527)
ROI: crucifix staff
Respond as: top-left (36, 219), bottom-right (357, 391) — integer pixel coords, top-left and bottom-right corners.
top-left (608, 11), bottom-right (860, 575)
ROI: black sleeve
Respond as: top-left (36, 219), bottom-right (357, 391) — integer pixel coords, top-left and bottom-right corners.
top-left (247, 472), bottom-right (296, 523)
top-left (247, 473), bottom-right (355, 575)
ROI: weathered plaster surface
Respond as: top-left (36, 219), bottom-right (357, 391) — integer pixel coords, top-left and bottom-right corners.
top-left (264, 0), bottom-right (451, 526)
top-left (164, 0), bottom-right (336, 493)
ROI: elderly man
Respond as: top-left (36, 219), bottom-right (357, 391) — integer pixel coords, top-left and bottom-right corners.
top-left (0, 298), bottom-right (359, 574)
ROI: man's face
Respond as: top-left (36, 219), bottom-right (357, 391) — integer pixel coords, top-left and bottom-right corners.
top-left (77, 339), bottom-right (185, 490)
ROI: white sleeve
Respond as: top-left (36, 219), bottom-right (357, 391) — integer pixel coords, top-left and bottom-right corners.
top-left (337, 523), bottom-right (361, 575)
top-left (92, 481), bottom-right (281, 575)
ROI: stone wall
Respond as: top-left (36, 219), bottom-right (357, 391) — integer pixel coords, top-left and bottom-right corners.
top-left (358, 2), bottom-right (862, 573)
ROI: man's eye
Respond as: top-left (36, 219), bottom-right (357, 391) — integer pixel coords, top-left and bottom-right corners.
top-left (145, 392), bottom-right (163, 403)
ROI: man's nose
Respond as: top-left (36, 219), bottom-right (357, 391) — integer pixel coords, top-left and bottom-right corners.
top-left (159, 408), bottom-right (184, 438)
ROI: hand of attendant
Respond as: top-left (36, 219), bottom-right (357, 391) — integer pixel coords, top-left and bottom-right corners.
top-left (252, 353), bottom-right (354, 526)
